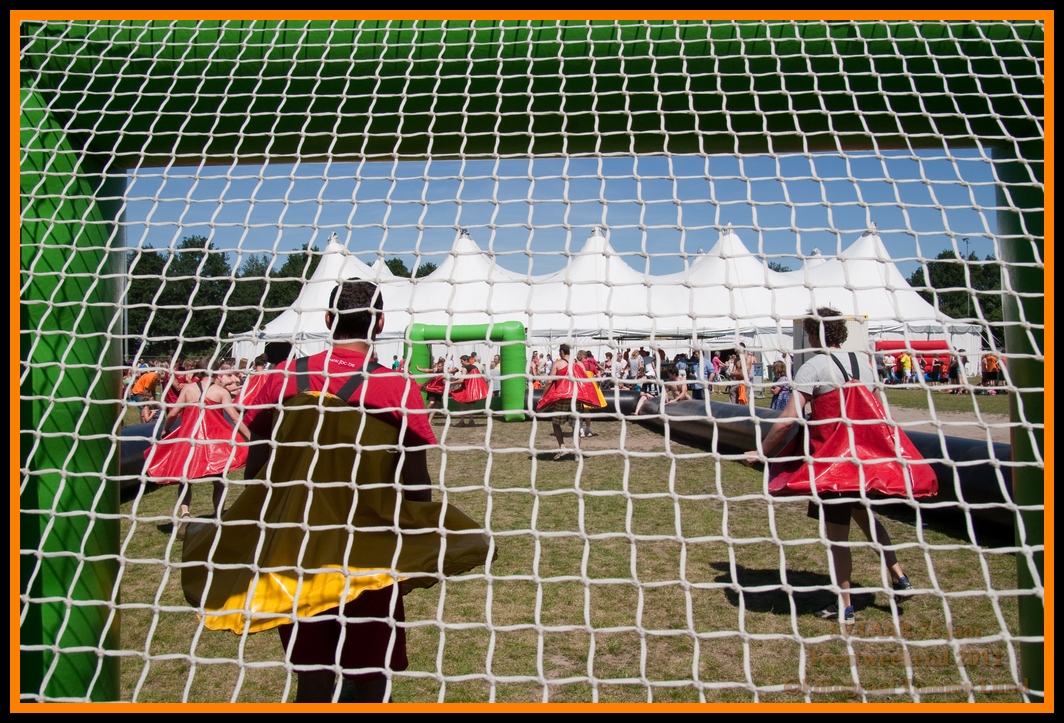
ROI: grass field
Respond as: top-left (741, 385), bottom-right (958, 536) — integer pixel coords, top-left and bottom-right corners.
top-left (115, 392), bottom-right (1026, 704)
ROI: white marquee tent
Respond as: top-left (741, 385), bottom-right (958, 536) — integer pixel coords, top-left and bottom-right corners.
top-left (229, 228), bottom-right (982, 369)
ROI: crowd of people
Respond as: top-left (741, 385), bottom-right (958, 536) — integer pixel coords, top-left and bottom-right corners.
top-left (874, 348), bottom-right (1003, 393)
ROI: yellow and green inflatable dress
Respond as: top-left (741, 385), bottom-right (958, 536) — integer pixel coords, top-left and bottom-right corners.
top-left (181, 388), bottom-right (494, 634)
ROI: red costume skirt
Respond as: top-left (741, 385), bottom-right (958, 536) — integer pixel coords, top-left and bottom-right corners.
top-left (451, 371), bottom-right (490, 404)
top-left (145, 402), bottom-right (248, 482)
top-left (421, 375), bottom-right (447, 397)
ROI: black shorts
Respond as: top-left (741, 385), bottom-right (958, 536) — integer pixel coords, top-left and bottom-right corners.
top-left (807, 494), bottom-right (863, 526)
top-left (276, 585), bottom-right (408, 680)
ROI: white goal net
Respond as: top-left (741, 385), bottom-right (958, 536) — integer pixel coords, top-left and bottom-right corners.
top-left (19, 18), bottom-right (1045, 705)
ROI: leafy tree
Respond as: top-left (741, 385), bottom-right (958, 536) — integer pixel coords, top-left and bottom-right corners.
top-left (385, 257), bottom-right (410, 277)
top-left (155, 235), bottom-right (233, 357)
top-left (906, 250), bottom-right (1004, 347)
top-left (386, 257), bottom-right (438, 277)
top-left (263, 243), bottom-right (321, 324)
top-left (767, 261), bottom-right (792, 273)
top-left (222, 254), bottom-right (270, 338)
top-left (125, 244), bottom-right (167, 359)
top-left (413, 261), bottom-right (438, 278)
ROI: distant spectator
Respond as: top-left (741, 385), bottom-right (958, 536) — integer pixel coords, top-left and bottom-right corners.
top-left (981, 352), bottom-right (999, 387)
top-left (711, 352), bottom-right (724, 394)
top-left (770, 360), bottom-right (792, 411)
top-left (689, 350), bottom-right (707, 401)
top-left (130, 368), bottom-right (168, 424)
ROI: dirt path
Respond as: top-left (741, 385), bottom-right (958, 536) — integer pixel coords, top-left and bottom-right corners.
top-left (881, 406), bottom-right (1013, 445)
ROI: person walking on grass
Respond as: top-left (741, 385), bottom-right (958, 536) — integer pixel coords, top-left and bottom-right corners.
top-left (536, 344), bottom-right (602, 459)
top-left (144, 357), bottom-right (250, 538)
top-left (743, 307), bottom-right (923, 625)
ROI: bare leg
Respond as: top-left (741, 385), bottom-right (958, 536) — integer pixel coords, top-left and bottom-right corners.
top-left (825, 520), bottom-right (853, 611)
top-left (177, 483), bottom-right (193, 517)
top-left (551, 421), bottom-right (565, 448)
top-left (551, 421), bottom-right (567, 459)
top-left (851, 507), bottom-right (905, 583)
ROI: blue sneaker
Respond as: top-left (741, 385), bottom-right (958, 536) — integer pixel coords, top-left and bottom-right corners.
top-left (816, 603), bottom-right (855, 624)
top-left (894, 576), bottom-right (915, 597)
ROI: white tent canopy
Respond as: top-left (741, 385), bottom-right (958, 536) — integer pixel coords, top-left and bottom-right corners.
top-left (229, 228), bottom-right (980, 365)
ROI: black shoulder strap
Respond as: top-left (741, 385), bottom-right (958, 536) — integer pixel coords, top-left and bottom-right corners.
top-left (335, 359), bottom-right (385, 404)
top-left (294, 356), bottom-right (312, 394)
top-left (848, 352), bottom-right (860, 381)
top-left (293, 355), bottom-right (385, 403)
top-left (828, 353), bottom-right (852, 382)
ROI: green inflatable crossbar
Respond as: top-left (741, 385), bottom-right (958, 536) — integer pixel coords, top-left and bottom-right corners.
top-left (406, 321), bottom-right (527, 422)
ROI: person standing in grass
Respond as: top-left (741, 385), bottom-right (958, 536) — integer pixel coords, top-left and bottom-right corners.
top-left (769, 360), bottom-right (792, 411)
top-left (727, 352), bottom-right (744, 404)
top-left (144, 356), bottom-right (250, 535)
top-left (184, 279), bottom-right (491, 704)
top-left (537, 343), bottom-right (602, 458)
top-left (743, 307), bottom-right (919, 626)
top-left (130, 366), bottom-right (168, 424)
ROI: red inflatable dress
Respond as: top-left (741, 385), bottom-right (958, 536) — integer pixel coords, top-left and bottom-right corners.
top-left (450, 366), bottom-right (490, 404)
top-left (768, 377), bottom-right (937, 499)
top-left (421, 373), bottom-right (448, 398)
top-left (144, 385), bottom-right (248, 483)
top-left (536, 361), bottom-right (605, 412)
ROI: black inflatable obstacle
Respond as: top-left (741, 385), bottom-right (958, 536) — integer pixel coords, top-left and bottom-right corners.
top-left (623, 397), bottom-right (1014, 529)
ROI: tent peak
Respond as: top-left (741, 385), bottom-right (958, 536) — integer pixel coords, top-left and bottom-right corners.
top-left (324, 231), bottom-right (346, 253)
top-left (840, 232), bottom-right (893, 262)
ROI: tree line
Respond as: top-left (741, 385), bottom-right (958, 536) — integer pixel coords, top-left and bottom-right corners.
top-left (125, 235), bottom-right (1004, 359)
top-left (125, 236), bottom-right (436, 357)
top-left (904, 250), bottom-right (1005, 347)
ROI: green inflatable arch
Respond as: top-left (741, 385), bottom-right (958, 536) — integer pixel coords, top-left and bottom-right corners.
top-left (19, 19), bottom-right (1043, 702)
top-left (406, 321), bottom-right (528, 422)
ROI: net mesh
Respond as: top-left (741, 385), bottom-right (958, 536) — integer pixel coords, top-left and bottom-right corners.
top-left (19, 18), bottom-right (1044, 704)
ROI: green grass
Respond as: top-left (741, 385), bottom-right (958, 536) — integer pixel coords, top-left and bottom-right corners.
top-left (702, 378), bottom-right (1012, 416)
top-left (879, 383), bottom-right (1011, 415)
top-left (114, 406), bottom-right (1025, 704)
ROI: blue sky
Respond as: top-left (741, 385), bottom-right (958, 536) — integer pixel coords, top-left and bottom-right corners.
top-left (121, 148), bottom-right (1002, 280)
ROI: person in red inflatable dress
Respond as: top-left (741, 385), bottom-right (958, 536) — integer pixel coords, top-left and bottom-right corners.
top-left (415, 356), bottom-right (448, 424)
top-left (536, 343), bottom-right (603, 459)
top-left (743, 307), bottom-right (934, 625)
top-left (145, 356), bottom-right (251, 537)
top-left (449, 354), bottom-right (490, 426)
